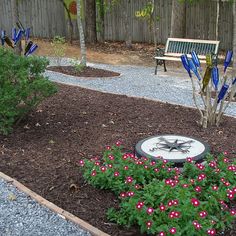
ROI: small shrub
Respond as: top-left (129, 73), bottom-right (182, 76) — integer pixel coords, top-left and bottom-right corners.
top-left (0, 48), bottom-right (57, 135)
top-left (79, 144), bottom-right (236, 235)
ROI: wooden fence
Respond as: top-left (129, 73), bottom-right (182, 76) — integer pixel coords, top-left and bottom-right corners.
top-left (0, 0), bottom-right (233, 50)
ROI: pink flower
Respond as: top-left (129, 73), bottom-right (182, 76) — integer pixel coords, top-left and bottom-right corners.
top-left (223, 157), bottom-right (229, 163)
top-left (196, 163), bottom-right (205, 170)
top-left (195, 186), bottom-right (202, 193)
top-left (124, 166), bottom-right (129, 170)
top-left (91, 170), bottom-right (97, 176)
top-left (108, 164), bottom-right (113, 168)
top-left (212, 185), bottom-right (218, 191)
top-left (159, 204), bottom-right (166, 211)
top-left (105, 145), bottom-right (111, 150)
top-left (197, 173), bottom-right (206, 181)
top-left (78, 160), bottom-right (84, 166)
top-left (147, 207), bottom-right (154, 215)
top-left (108, 155), bottom-right (114, 160)
top-left (135, 184), bottom-right (141, 189)
top-left (182, 184), bottom-right (189, 188)
top-left (95, 161), bottom-right (100, 166)
top-left (230, 209), bottom-right (236, 216)
top-left (122, 154), bottom-right (128, 160)
top-left (224, 182), bottom-right (231, 187)
top-left (136, 203), bottom-right (143, 210)
top-left (187, 157), bottom-right (193, 163)
top-left (209, 161), bottom-right (217, 168)
top-left (154, 168), bottom-right (159, 172)
top-left (146, 220), bottom-right (152, 229)
top-left (169, 227), bottom-right (177, 234)
top-left (173, 200), bottom-right (179, 206)
top-left (150, 161), bottom-right (156, 166)
top-left (207, 229), bottom-right (216, 235)
top-left (191, 198), bottom-right (200, 207)
top-left (127, 191), bottom-right (135, 197)
top-left (169, 211), bottom-right (180, 218)
top-left (114, 171), bottom-right (120, 177)
top-left (159, 232), bottom-right (166, 236)
top-left (126, 176), bottom-right (133, 184)
top-left (223, 151), bottom-right (228, 155)
top-left (199, 211), bottom-right (208, 218)
top-left (144, 165), bottom-right (148, 169)
top-left (119, 192), bottom-right (126, 198)
top-left (100, 166), bottom-right (107, 172)
top-left (168, 200), bottom-right (173, 207)
top-left (115, 140), bottom-right (122, 146)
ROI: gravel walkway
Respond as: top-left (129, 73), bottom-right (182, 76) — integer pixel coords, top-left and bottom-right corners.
top-left (45, 57), bottom-right (236, 118)
top-left (0, 178), bottom-right (91, 236)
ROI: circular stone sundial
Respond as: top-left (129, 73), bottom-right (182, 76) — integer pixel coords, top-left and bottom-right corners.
top-left (135, 134), bottom-right (210, 163)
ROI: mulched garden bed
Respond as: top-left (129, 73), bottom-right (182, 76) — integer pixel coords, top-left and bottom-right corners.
top-left (0, 83), bottom-right (235, 236)
top-left (47, 66), bottom-right (120, 77)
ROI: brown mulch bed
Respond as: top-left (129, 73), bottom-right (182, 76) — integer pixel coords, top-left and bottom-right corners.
top-left (47, 66), bottom-right (120, 77)
top-left (0, 83), bottom-right (236, 236)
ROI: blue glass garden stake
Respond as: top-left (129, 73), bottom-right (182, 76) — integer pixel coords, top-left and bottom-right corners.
top-left (12, 28), bottom-right (16, 41)
top-left (191, 51), bottom-right (201, 68)
top-left (217, 84), bottom-right (229, 103)
top-left (14, 29), bottom-right (22, 45)
top-left (233, 78), bottom-right (236, 85)
top-left (224, 50), bottom-right (233, 73)
top-left (181, 54), bottom-right (192, 78)
top-left (189, 59), bottom-right (201, 81)
top-left (1, 30), bottom-right (5, 46)
top-left (25, 44), bottom-right (38, 56)
top-left (211, 66), bottom-right (219, 90)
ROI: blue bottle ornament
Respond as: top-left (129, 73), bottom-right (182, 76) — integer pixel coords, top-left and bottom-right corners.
top-left (232, 78), bottom-right (236, 85)
top-left (224, 50), bottom-right (233, 73)
top-left (217, 84), bottom-right (229, 103)
top-left (181, 54), bottom-right (192, 78)
top-left (14, 29), bottom-right (22, 45)
top-left (188, 59), bottom-right (201, 81)
top-left (191, 51), bottom-right (201, 68)
top-left (25, 44), bottom-right (38, 56)
top-left (12, 28), bottom-right (17, 41)
top-left (1, 30), bottom-right (6, 46)
top-left (211, 66), bottom-right (219, 90)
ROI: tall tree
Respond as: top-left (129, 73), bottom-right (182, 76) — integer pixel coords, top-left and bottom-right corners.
top-left (232, 1), bottom-right (236, 77)
top-left (85, 0), bottom-right (97, 43)
top-left (123, 0), bottom-right (132, 48)
top-left (97, 0), bottom-right (105, 42)
top-left (170, 0), bottom-right (186, 38)
top-left (77, 0), bottom-right (87, 66)
top-left (11, 0), bottom-right (22, 55)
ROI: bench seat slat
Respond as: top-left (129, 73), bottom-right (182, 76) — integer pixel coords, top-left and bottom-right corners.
top-left (154, 56), bottom-right (206, 63)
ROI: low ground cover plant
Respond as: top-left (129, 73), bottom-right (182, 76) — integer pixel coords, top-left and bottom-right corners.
top-left (0, 48), bottom-right (57, 134)
top-left (80, 144), bottom-right (236, 236)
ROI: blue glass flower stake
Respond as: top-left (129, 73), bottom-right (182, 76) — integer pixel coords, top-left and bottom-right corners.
top-left (1, 30), bottom-right (6, 46)
top-left (233, 78), bottom-right (236, 85)
top-left (188, 59), bottom-right (201, 81)
top-left (191, 51), bottom-right (201, 68)
top-left (181, 54), bottom-right (192, 78)
top-left (25, 44), bottom-right (38, 56)
top-left (224, 50), bottom-right (233, 73)
top-left (217, 84), bottom-right (229, 103)
top-left (211, 66), bottom-right (219, 90)
top-left (14, 29), bottom-right (22, 45)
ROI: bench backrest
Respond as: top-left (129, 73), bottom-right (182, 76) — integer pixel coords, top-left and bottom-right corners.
top-left (165, 38), bottom-right (220, 59)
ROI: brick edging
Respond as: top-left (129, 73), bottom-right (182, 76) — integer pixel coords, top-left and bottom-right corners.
top-left (0, 172), bottom-right (110, 236)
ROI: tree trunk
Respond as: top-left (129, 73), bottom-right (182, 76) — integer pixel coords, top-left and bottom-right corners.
top-left (123, 0), bottom-right (132, 48)
top-left (97, 0), bottom-right (105, 42)
top-left (85, 0), bottom-right (97, 43)
top-left (11, 0), bottom-right (22, 55)
top-left (77, 0), bottom-right (87, 66)
top-left (170, 0), bottom-right (186, 38)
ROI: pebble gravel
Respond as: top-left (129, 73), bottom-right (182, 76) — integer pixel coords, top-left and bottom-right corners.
top-left (45, 57), bottom-right (236, 118)
top-left (0, 178), bottom-right (91, 236)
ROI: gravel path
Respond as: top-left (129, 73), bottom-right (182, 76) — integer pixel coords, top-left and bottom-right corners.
top-left (0, 178), bottom-right (91, 236)
top-left (45, 58), bottom-right (236, 118)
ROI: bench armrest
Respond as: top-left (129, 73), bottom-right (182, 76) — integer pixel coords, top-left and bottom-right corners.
top-left (155, 47), bottom-right (165, 57)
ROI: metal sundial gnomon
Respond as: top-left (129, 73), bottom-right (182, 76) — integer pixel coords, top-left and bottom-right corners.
top-left (149, 137), bottom-right (194, 153)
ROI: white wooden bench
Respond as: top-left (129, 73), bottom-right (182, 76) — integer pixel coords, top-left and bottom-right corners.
top-left (154, 38), bottom-right (220, 74)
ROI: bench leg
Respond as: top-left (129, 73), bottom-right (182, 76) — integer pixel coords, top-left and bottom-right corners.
top-left (155, 59), bottom-right (158, 75)
top-left (163, 60), bottom-right (167, 72)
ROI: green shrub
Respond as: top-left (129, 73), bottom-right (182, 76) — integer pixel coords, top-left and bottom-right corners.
top-left (79, 144), bottom-right (236, 236)
top-left (0, 48), bottom-right (57, 134)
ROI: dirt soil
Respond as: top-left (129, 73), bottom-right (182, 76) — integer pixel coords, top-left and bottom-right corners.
top-left (0, 39), bottom-right (236, 236)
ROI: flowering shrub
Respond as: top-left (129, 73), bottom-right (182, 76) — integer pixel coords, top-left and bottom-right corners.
top-left (79, 144), bottom-right (236, 235)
